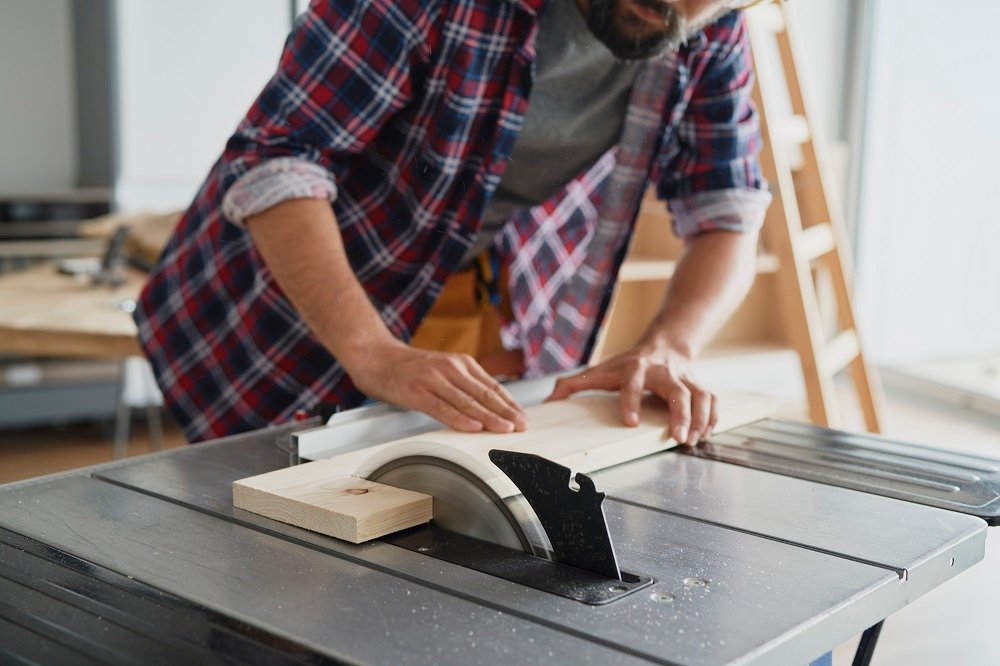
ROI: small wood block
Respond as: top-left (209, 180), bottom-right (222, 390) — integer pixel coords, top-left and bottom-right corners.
top-left (233, 475), bottom-right (432, 543)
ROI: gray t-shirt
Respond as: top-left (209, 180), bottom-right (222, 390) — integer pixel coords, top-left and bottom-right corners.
top-left (459, 0), bottom-right (640, 267)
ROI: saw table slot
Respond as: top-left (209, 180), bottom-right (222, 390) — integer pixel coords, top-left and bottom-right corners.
top-left (593, 448), bottom-right (987, 599)
top-left (383, 524), bottom-right (654, 605)
top-left (691, 419), bottom-right (1000, 523)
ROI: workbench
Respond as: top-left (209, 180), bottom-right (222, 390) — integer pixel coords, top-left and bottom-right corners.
top-left (0, 262), bottom-right (162, 453)
top-left (0, 414), bottom-right (992, 665)
top-left (0, 263), bottom-right (142, 359)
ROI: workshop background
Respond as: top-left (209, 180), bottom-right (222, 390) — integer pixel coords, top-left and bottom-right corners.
top-left (0, 0), bottom-right (997, 664)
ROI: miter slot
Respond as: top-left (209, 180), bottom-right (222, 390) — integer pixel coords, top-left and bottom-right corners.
top-left (690, 418), bottom-right (1000, 523)
top-left (383, 524), bottom-right (653, 605)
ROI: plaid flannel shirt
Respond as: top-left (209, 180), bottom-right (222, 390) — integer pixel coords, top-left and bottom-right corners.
top-left (135, 0), bottom-right (770, 441)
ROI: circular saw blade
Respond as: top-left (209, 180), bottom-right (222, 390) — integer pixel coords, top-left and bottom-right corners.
top-left (369, 456), bottom-right (550, 558)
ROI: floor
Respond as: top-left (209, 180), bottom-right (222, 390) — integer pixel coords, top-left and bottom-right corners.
top-left (1, 381), bottom-right (998, 664)
top-left (0, 414), bottom-right (186, 485)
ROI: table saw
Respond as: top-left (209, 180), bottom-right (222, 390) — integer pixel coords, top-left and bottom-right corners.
top-left (1, 376), bottom-right (998, 665)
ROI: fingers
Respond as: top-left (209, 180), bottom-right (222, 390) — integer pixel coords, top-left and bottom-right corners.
top-left (686, 380), bottom-right (713, 447)
top-left (618, 358), bottom-right (648, 427)
top-left (541, 348), bottom-right (722, 443)
top-left (546, 369), bottom-right (619, 402)
top-left (707, 392), bottom-right (719, 436)
top-left (413, 392), bottom-right (484, 433)
top-left (645, 368), bottom-right (714, 446)
top-left (465, 360), bottom-right (529, 431)
top-left (425, 354), bottom-right (526, 433)
top-left (431, 381), bottom-right (514, 432)
top-left (668, 384), bottom-right (692, 444)
top-left (356, 346), bottom-right (530, 433)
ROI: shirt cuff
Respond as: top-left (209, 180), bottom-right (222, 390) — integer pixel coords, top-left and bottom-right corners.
top-left (221, 157), bottom-right (338, 226)
top-left (667, 187), bottom-right (772, 238)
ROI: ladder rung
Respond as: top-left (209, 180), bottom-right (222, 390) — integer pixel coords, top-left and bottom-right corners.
top-left (752, 3), bottom-right (786, 34)
top-left (819, 330), bottom-right (861, 376)
top-left (780, 115), bottom-right (811, 146)
top-left (796, 223), bottom-right (835, 262)
top-left (748, 2), bottom-right (885, 432)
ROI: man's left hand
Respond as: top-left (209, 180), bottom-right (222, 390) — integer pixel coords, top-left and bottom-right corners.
top-left (545, 346), bottom-right (717, 446)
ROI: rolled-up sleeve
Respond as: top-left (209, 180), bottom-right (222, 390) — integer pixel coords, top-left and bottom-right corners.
top-left (658, 12), bottom-right (771, 237)
top-left (221, 157), bottom-right (338, 226)
top-left (669, 186), bottom-right (770, 237)
top-left (216, 0), bottom-right (424, 225)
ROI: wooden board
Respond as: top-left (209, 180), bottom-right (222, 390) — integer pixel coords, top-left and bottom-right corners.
top-left (232, 476), bottom-right (432, 544)
top-left (233, 390), bottom-right (776, 543)
top-left (0, 263), bottom-right (144, 358)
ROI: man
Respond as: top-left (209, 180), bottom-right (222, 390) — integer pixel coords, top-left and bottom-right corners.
top-left (136, 0), bottom-right (771, 444)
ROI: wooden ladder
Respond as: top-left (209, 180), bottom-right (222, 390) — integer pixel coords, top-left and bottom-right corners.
top-left (746, 4), bottom-right (885, 431)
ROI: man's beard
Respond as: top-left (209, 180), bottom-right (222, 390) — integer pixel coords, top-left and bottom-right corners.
top-left (583, 0), bottom-right (688, 61)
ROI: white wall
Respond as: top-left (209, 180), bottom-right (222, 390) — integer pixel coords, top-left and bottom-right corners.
top-left (746, 1), bottom-right (856, 221)
top-left (855, 0), bottom-right (1000, 364)
top-left (107, 0), bottom-right (857, 212)
top-left (0, 0), bottom-right (77, 194)
top-left (114, 0), bottom-right (291, 212)
top-left (785, 0), bottom-right (853, 143)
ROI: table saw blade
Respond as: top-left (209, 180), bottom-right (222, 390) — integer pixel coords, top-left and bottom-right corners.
top-left (369, 456), bottom-right (550, 558)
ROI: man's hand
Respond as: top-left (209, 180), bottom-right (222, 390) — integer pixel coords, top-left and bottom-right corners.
top-left (247, 200), bottom-right (528, 433)
top-left (546, 345), bottom-right (717, 446)
top-left (545, 229), bottom-right (759, 446)
top-left (349, 341), bottom-right (529, 434)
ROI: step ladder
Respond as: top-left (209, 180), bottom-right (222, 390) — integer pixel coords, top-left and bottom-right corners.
top-left (746, 4), bottom-right (885, 431)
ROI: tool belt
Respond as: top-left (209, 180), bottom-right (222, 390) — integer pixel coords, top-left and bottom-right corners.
top-left (410, 252), bottom-right (524, 378)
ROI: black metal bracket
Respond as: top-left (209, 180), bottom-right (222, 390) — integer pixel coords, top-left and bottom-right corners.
top-left (488, 449), bottom-right (622, 580)
top-left (91, 226), bottom-right (129, 288)
top-left (851, 621), bottom-right (884, 666)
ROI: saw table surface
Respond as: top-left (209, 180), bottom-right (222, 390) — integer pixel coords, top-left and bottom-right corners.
top-left (0, 420), bottom-right (987, 665)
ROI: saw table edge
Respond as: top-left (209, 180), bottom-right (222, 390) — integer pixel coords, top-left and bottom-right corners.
top-left (232, 390), bottom-right (776, 543)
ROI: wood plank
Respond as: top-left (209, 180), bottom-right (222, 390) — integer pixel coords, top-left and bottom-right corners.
top-left (819, 329), bottom-right (861, 377)
top-left (795, 223), bottom-right (835, 262)
top-left (616, 254), bottom-right (781, 284)
top-left (0, 239), bottom-right (105, 259)
top-left (0, 264), bottom-right (144, 358)
top-left (233, 390), bottom-right (777, 543)
top-left (234, 475), bottom-right (432, 544)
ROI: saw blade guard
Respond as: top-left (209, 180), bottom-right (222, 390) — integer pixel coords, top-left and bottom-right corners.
top-left (368, 454), bottom-right (551, 558)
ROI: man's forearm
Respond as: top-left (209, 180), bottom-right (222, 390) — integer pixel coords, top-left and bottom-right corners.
top-left (550, 229), bottom-right (758, 440)
top-left (245, 198), bottom-right (528, 432)
top-left (245, 198), bottom-right (402, 372)
top-left (638, 229), bottom-right (759, 360)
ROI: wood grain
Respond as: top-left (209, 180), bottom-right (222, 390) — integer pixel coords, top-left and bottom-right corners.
top-left (233, 390), bottom-right (776, 543)
top-left (0, 264), bottom-right (144, 358)
top-left (234, 475), bottom-right (433, 544)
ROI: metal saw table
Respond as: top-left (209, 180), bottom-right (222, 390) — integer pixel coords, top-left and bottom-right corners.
top-left (1, 411), bottom-right (997, 665)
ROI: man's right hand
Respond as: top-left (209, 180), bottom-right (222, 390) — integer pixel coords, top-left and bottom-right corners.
top-left (348, 341), bottom-right (529, 434)
top-left (246, 199), bottom-right (528, 433)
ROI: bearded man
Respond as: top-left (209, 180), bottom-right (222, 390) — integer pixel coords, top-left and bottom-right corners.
top-left (135, 0), bottom-right (772, 444)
